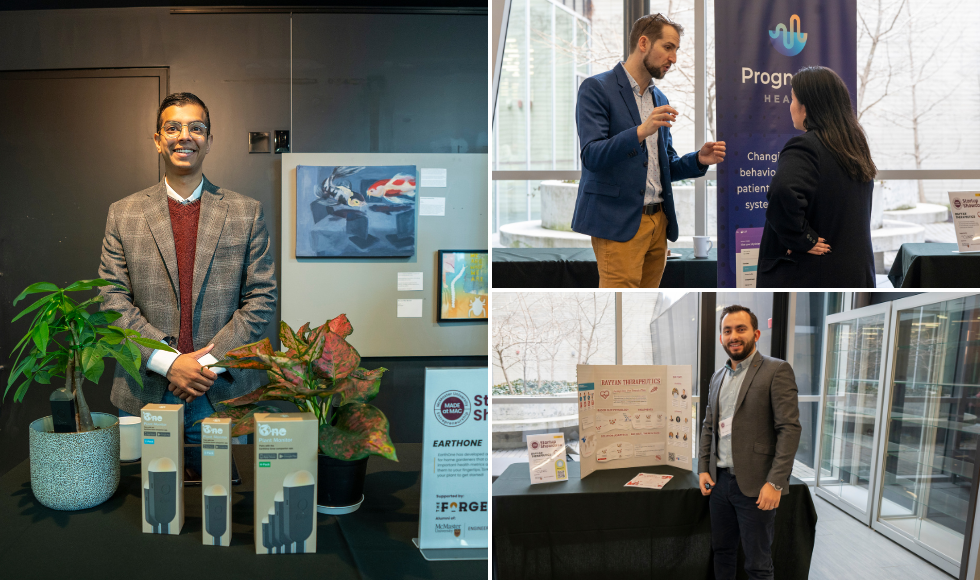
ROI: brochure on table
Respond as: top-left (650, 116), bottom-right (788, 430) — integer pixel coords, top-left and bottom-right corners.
top-left (526, 433), bottom-right (568, 484)
top-left (948, 191), bottom-right (980, 253)
top-left (577, 365), bottom-right (694, 479)
top-left (415, 367), bottom-right (488, 561)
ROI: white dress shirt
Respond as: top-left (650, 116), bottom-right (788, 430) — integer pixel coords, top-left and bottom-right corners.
top-left (621, 62), bottom-right (664, 205)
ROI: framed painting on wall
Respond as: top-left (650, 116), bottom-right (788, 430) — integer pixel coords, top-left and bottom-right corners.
top-left (437, 250), bottom-right (488, 322)
top-left (295, 165), bottom-right (417, 257)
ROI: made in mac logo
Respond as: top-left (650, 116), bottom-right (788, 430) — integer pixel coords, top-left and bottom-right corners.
top-left (769, 14), bottom-right (808, 56)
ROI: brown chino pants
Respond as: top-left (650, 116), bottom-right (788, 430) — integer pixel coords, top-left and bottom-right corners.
top-left (591, 210), bottom-right (668, 288)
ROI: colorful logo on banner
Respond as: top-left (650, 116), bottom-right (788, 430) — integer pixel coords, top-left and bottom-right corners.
top-left (714, 0), bottom-right (857, 287)
top-left (769, 14), bottom-right (808, 56)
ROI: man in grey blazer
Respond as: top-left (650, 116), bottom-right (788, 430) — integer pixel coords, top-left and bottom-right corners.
top-left (97, 92), bottom-right (277, 443)
top-left (698, 305), bottom-right (801, 580)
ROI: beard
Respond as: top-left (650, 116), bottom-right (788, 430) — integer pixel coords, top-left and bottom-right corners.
top-left (644, 51), bottom-right (668, 80)
top-left (723, 336), bottom-right (757, 362)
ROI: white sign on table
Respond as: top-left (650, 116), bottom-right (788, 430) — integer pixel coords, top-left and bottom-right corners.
top-left (624, 473), bottom-right (674, 490)
top-left (526, 433), bottom-right (568, 484)
top-left (414, 367), bottom-right (488, 561)
top-left (948, 191), bottom-right (980, 253)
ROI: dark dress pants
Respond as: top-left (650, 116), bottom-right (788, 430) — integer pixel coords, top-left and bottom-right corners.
top-left (709, 468), bottom-right (777, 580)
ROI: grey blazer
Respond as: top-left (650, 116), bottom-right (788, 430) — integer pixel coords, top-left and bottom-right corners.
top-left (697, 351), bottom-right (801, 497)
top-left (97, 176), bottom-right (277, 415)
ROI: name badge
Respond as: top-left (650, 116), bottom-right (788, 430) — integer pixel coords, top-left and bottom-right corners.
top-left (719, 415), bottom-right (733, 438)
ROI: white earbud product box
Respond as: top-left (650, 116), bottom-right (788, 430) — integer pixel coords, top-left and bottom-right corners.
top-left (253, 412), bottom-right (318, 554)
top-left (141, 404), bottom-right (184, 535)
top-left (202, 417), bottom-right (232, 546)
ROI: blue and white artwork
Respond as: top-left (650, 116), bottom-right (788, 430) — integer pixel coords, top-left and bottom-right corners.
top-left (296, 165), bottom-right (417, 257)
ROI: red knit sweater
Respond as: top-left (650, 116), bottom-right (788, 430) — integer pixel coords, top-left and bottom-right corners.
top-left (168, 197), bottom-right (202, 354)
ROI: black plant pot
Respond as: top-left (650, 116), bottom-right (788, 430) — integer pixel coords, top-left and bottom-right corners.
top-left (317, 453), bottom-right (368, 514)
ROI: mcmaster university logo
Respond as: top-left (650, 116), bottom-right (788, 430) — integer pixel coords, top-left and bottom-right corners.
top-left (434, 390), bottom-right (471, 427)
top-left (769, 14), bottom-right (807, 56)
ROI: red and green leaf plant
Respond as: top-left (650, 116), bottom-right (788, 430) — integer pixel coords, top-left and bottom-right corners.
top-left (206, 315), bottom-right (396, 462)
top-left (4, 279), bottom-right (176, 432)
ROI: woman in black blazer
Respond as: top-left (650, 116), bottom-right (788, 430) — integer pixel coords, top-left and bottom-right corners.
top-left (758, 66), bottom-right (877, 288)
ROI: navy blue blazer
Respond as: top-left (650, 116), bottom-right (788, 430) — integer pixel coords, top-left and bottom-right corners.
top-left (571, 64), bottom-right (707, 243)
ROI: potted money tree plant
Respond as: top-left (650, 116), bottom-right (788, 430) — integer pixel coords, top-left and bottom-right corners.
top-left (206, 314), bottom-right (396, 513)
top-left (5, 279), bottom-right (175, 510)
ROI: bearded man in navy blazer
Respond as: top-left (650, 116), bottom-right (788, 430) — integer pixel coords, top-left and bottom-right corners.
top-left (571, 14), bottom-right (726, 288)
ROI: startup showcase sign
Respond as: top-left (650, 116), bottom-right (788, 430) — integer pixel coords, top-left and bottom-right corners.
top-left (715, 0), bottom-right (857, 287)
top-left (418, 367), bottom-right (489, 550)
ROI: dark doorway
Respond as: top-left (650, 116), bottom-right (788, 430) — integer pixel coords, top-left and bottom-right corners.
top-left (0, 68), bottom-right (167, 477)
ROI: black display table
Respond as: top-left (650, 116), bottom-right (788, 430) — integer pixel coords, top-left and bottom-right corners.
top-left (493, 462), bottom-right (816, 580)
top-left (492, 247), bottom-right (718, 288)
top-left (887, 243), bottom-right (980, 288)
top-left (0, 443), bottom-right (484, 579)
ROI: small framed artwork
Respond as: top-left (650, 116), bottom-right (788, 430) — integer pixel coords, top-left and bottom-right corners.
top-left (437, 250), bottom-right (488, 322)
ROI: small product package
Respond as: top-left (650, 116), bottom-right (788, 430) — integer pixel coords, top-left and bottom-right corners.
top-left (201, 417), bottom-right (232, 546)
top-left (253, 412), bottom-right (318, 554)
top-left (140, 403), bottom-right (184, 535)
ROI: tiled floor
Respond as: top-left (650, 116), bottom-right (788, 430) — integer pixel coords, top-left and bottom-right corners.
top-left (809, 490), bottom-right (955, 580)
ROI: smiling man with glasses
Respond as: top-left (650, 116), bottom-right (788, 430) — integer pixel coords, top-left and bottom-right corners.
top-left (96, 92), bottom-right (277, 444)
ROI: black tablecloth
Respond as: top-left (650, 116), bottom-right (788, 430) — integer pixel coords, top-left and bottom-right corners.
top-left (492, 247), bottom-right (718, 288)
top-left (888, 243), bottom-right (980, 288)
top-left (493, 462), bottom-right (816, 580)
top-left (0, 443), bottom-right (484, 580)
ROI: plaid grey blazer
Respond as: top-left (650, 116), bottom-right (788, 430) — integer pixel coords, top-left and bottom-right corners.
top-left (98, 176), bottom-right (277, 415)
top-left (697, 352), bottom-right (801, 497)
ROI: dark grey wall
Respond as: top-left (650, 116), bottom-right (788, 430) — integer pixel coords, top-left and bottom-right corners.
top-left (0, 7), bottom-right (488, 476)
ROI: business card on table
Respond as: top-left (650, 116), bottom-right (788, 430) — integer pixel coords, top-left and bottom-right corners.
top-left (624, 473), bottom-right (673, 490)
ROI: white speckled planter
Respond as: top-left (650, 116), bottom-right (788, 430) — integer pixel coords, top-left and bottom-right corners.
top-left (29, 412), bottom-right (120, 511)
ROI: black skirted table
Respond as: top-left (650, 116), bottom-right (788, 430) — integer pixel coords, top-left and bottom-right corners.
top-left (493, 462), bottom-right (816, 580)
top-left (492, 247), bottom-right (718, 288)
top-left (888, 243), bottom-right (980, 288)
top-left (0, 443), bottom-right (485, 580)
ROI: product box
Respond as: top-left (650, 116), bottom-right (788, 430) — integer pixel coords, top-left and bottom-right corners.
top-left (253, 412), bottom-right (318, 554)
top-left (141, 403), bottom-right (184, 535)
top-left (201, 417), bottom-right (232, 546)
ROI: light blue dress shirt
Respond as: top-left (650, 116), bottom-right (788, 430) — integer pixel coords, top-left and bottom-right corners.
top-left (716, 348), bottom-right (758, 470)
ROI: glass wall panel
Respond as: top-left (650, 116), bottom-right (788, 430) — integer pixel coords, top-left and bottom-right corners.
top-left (622, 291), bottom-right (701, 459)
top-left (818, 311), bottom-right (887, 516)
top-left (878, 295), bottom-right (980, 566)
top-left (491, 292), bottom-right (616, 455)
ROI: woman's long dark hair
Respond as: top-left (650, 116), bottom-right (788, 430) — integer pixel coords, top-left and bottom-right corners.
top-left (792, 66), bottom-right (877, 182)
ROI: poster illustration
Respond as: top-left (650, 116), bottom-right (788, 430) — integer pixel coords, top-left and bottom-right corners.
top-left (578, 365), bottom-right (693, 479)
top-left (296, 165), bottom-right (417, 257)
top-left (437, 250), bottom-right (488, 321)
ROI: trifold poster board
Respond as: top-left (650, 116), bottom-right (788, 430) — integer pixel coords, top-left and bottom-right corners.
top-left (414, 367), bottom-right (489, 561)
top-left (577, 365), bottom-right (694, 478)
top-left (948, 191), bottom-right (980, 253)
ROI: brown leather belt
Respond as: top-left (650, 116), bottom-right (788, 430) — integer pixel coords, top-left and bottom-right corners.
top-left (642, 203), bottom-right (661, 215)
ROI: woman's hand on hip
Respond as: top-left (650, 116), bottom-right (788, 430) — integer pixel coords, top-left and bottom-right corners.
top-left (786, 237), bottom-right (831, 256)
top-left (808, 237), bottom-right (831, 255)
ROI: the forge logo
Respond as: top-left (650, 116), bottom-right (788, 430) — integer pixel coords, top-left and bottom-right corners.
top-left (434, 390), bottom-right (471, 427)
top-left (436, 500), bottom-right (488, 513)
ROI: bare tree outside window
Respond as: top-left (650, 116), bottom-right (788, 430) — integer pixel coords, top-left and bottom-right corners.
top-left (492, 292), bottom-right (615, 395)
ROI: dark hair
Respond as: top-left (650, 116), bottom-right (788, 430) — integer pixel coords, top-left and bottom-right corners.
top-left (791, 66), bottom-right (876, 182)
top-left (157, 92), bottom-right (211, 135)
top-left (628, 13), bottom-right (684, 53)
top-left (719, 305), bottom-right (758, 332)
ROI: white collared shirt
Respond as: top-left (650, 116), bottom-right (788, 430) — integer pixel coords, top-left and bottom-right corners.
top-left (620, 62), bottom-right (664, 205)
top-left (146, 175), bottom-right (224, 377)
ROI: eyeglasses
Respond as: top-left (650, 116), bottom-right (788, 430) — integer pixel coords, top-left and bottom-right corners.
top-left (160, 121), bottom-right (208, 139)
